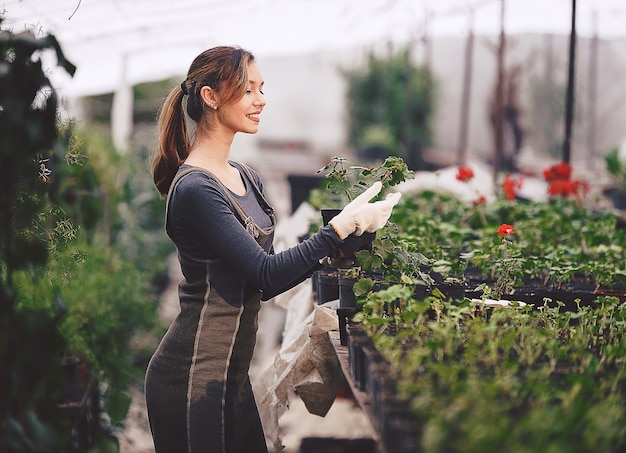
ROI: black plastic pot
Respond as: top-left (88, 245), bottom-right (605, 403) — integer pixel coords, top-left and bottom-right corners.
top-left (286, 174), bottom-right (326, 214)
top-left (321, 208), bottom-right (342, 226)
top-left (346, 323), bottom-right (419, 453)
top-left (431, 282), bottom-right (467, 301)
top-left (413, 284), bottom-right (429, 301)
top-left (339, 275), bottom-right (357, 308)
top-left (300, 437), bottom-right (377, 453)
top-left (341, 275), bottom-right (385, 310)
top-left (311, 270), bottom-right (318, 298)
top-left (610, 188), bottom-right (626, 211)
top-left (61, 357), bottom-right (81, 403)
top-left (316, 267), bottom-right (339, 304)
top-left (337, 307), bottom-right (359, 346)
top-left (503, 287), bottom-right (596, 311)
top-left (346, 325), bottom-right (369, 391)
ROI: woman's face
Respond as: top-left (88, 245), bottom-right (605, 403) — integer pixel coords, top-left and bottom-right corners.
top-left (218, 62), bottom-right (266, 135)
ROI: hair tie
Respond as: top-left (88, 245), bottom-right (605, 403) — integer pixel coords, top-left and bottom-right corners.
top-left (180, 81), bottom-right (188, 95)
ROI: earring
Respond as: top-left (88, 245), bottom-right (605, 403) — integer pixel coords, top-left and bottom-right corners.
top-left (213, 105), bottom-right (218, 110)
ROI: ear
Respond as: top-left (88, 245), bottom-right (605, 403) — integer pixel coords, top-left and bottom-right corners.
top-left (199, 86), bottom-right (219, 110)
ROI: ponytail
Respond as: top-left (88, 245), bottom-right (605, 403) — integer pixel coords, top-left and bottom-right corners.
top-left (151, 85), bottom-right (189, 196)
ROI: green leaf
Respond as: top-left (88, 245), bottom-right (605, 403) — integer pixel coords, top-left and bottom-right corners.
top-left (104, 388), bottom-right (132, 425)
top-left (354, 278), bottom-right (375, 297)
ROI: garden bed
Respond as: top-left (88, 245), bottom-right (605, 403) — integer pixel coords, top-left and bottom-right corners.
top-left (316, 158), bottom-right (626, 451)
top-left (341, 293), bottom-right (626, 453)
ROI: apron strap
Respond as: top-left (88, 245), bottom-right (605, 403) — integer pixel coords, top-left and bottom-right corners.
top-left (165, 164), bottom-right (274, 238)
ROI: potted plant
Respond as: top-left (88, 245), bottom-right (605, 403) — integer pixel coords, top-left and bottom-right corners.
top-left (351, 216), bottom-right (469, 307)
top-left (315, 155), bottom-right (414, 268)
top-left (309, 156), bottom-right (412, 307)
top-left (604, 146), bottom-right (626, 210)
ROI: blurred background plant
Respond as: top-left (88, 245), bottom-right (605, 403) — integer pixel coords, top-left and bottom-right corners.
top-left (343, 45), bottom-right (437, 171)
top-left (0, 17), bottom-right (169, 451)
top-left (603, 147), bottom-right (626, 210)
top-left (604, 147), bottom-right (626, 190)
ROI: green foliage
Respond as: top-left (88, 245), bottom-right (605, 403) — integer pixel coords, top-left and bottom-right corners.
top-left (527, 54), bottom-right (566, 159)
top-left (1, 305), bottom-right (70, 452)
top-left (0, 17), bottom-right (80, 451)
top-left (315, 155), bottom-right (414, 205)
top-left (0, 26), bottom-right (76, 281)
top-left (604, 147), bottom-right (626, 191)
top-left (0, 16), bottom-right (166, 450)
top-left (385, 189), bottom-right (626, 291)
top-left (348, 182), bottom-right (626, 450)
top-left (343, 46), bottom-right (436, 169)
top-left (15, 241), bottom-right (157, 381)
top-left (356, 296), bottom-right (626, 452)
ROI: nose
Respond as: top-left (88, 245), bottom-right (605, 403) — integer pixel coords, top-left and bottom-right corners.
top-left (254, 91), bottom-right (266, 109)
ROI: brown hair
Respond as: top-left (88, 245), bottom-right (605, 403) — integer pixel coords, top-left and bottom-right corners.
top-left (151, 46), bottom-right (255, 195)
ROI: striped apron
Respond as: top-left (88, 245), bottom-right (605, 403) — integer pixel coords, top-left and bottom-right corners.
top-left (146, 164), bottom-right (274, 453)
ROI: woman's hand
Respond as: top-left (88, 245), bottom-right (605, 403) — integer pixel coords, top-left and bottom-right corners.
top-left (328, 181), bottom-right (402, 240)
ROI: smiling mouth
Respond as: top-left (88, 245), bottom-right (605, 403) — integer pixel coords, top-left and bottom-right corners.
top-left (246, 113), bottom-right (260, 120)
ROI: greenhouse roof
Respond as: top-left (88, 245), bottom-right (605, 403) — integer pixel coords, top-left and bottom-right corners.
top-left (1, 0), bottom-right (625, 97)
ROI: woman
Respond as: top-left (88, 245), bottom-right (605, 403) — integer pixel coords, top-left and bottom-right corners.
top-left (145, 45), bottom-right (400, 453)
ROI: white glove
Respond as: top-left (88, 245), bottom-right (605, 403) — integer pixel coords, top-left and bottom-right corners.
top-left (328, 181), bottom-right (402, 240)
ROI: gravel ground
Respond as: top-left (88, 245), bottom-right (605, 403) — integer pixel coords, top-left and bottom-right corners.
top-left (117, 375), bottom-right (374, 453)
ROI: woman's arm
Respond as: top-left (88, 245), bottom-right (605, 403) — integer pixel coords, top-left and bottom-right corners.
top-left (170, 172), bottom-right (341, 299)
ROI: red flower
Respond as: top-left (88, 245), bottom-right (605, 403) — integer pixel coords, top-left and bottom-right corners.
top-left (501, 174), bottom-right (523, 201)
top-left (497, 224), bottom-right (515, 238)
top-left (456, 166), bottom-right (475, 182)
top-left (543, 161), bottom-right (589, 199)
top-left (548, 179), bottom-right (589, 198)
top-left (473, 195), bottom-right (487, 205)
top-left (548, 180), bottom-right (568, 197)
top-left (543, 162), bottom-right (572, 182)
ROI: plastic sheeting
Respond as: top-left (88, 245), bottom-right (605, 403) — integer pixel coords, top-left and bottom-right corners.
top-left (254, 288), bottom-right (341, 451)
